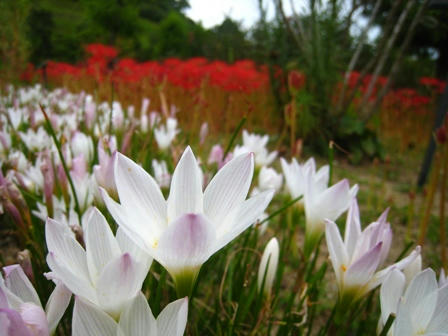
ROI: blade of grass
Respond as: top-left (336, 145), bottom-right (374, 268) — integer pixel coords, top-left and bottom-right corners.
top-left (223, 116), bottom-right (246, 159)
top-left (40, 104), bottom-right (82, 224)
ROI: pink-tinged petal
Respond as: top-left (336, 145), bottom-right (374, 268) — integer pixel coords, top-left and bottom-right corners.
top-left (351, 221), bottom-right (382, 262)
top-left (45, 218), bottom-right (91, 284)
top-left (101, 188), bottom-right (154, 251)
top-left (367, 247), bottom-right (421, 292)
top-left (96, 253), bottom-right (146, 317)
top-left (72, 297), bottom-right (117, 336)
top-left (119, 292), bottom-right (156, 336)
top-left (0, 308), bottom-right (32, 336)
top-left (168, 147), bottom-right (203, 222)
top-left (402, 268), bottom-right (438, 331)
top-left (344, 242), bottom-right (383, 291)
top-left (204, 152), bottom-right (254, 227)
top-left (344, 199), bottom-right (361, 258)
top-left (19, 302), bottom-right (49, 336)
top-left (325, 220), bottom-right (349, 286)
top-left (380, 269), bottom-right (405, 325)
top-left (45, 282), bottom-right (72, 334)
top-left (2, 265), bottom-right (41, 307)
top-left (427, 285), bottom-right (448, 333)
top-left (46, 252), bottom-right (95, 302)
top-left (213, 190), bottom-right (274, 254)
top-left (116, 228), bottom-right (153, 271)
top-left (115, 152), bottom-right (167, 232)
top-left (377, 207), bottom-right (390, 226)
top-left (377, 224), bottom-right (392, 268)
top-left (84, 208), bottom-right (121, 281)
top-left (156, 214), bottom-right (215, 274)
top-left (157, 297), bottom-right (188, 336)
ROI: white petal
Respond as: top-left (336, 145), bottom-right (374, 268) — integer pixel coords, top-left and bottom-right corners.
top-left (214, 190), bottom-right (273, 254)
top-left (0, 287), bottom-right (8, 308)
top-left (157, 297), bottom-right (189, 336)
top-left (393, 299), bottom-right (413, 336)
top-left (72, 297), bottom-right (117, 336)
top-left (204, 152), bottom-right (254, 226)
top-left (45, 218), bottom-right (91, 284)
top-left (344, 199), bottom-right (361, 258)
top-left (280, 158), bottom-right (302, 199)
top-left (2, 265), bottom-right (41, 307)
top-left (84, 208), bottom-right (121, 282)
top-left (45, 282), bottom-right (72, 334)
top-left (367, 247), bottom-right (421, 292)
top-left (156, 213), bottom-right (215, 274)
top-left (314, 164), bottom-right (329, 190)
top-left (427, 284), bottom-right (448, 333)
top-left (380, 269), bottom-right (405, 325)
top-left (316, 179), bottom-right (351, 221)
top-left (325, 220), bottom-right (348, 286)
top-left (96, 253), bottom-right (147, 317)
top-left (168, 147), bottom-right (203, 221)
top-left (46, 252), bottom-right (95, 302)
top-left (101, 188), bottom-right (154, 251)
top-left (119, 292), bottom-right (156, 336)
top-left (115, 152), bottom-right (167, 232)
top-left (402, 268), bottom-right (438, 331)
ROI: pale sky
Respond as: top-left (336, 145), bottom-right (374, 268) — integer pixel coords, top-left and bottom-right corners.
top-left (185, 0), bottom-right (379, 40)
top-left (185, 0), bottom-right (293, 29)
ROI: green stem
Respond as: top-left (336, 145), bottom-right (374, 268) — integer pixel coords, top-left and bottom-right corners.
top-left (258, 196), bottom-right (302, 226)
top-left (223, 116), bottom-right (246, 159)
top-left (40, 104), bottom-right (82, 225)
top-left (379, 314), bottom-right (396, 336)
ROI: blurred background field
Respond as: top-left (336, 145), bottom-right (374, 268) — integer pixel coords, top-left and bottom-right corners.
top-left (1, 0), bottom-right (448, 334)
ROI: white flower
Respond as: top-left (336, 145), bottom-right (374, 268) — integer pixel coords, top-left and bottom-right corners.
top-left (152, 159), bottom-right (171, 188)
top-left (71, 132), bottom-right (94, 163)
top-left (258, 166), bottom-right (283, 192)
top-left (154, 118), bottom-right (179, 150)
top-left (281, 157), bottom-right (329, 207)
top-left (235, 130), bottom-right (277, 167)
top-left (304, 177), bottom-right (358, 256)
top-left (325, 199), bottom-right (420, 307)
top-left (0, 131), bottom-right (11, 155)
top-left (258, 237), bottom-right (279, 298)
top-left (0, 264), bottom-right (71, 335)
top-left (72, 293), bottom-right (188, 336)
top-left (46, 208), bottom-right (152, 318)
top-left (20, 128), bottom-right (51, 152)
top-left (380, 268), bottom-right (448, 336)
top-left (102, 147), bottom-right (273, 297)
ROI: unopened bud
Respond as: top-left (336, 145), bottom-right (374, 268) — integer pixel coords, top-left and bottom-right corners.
top-left (258, 237), bottom-right (280, 299)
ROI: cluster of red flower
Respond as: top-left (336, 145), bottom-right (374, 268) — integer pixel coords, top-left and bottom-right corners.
top-left (21, 44), bottom-right (270, 94)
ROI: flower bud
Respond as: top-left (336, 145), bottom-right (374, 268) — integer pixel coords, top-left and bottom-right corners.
top-left (258, 237), bottom-right (279, 298)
